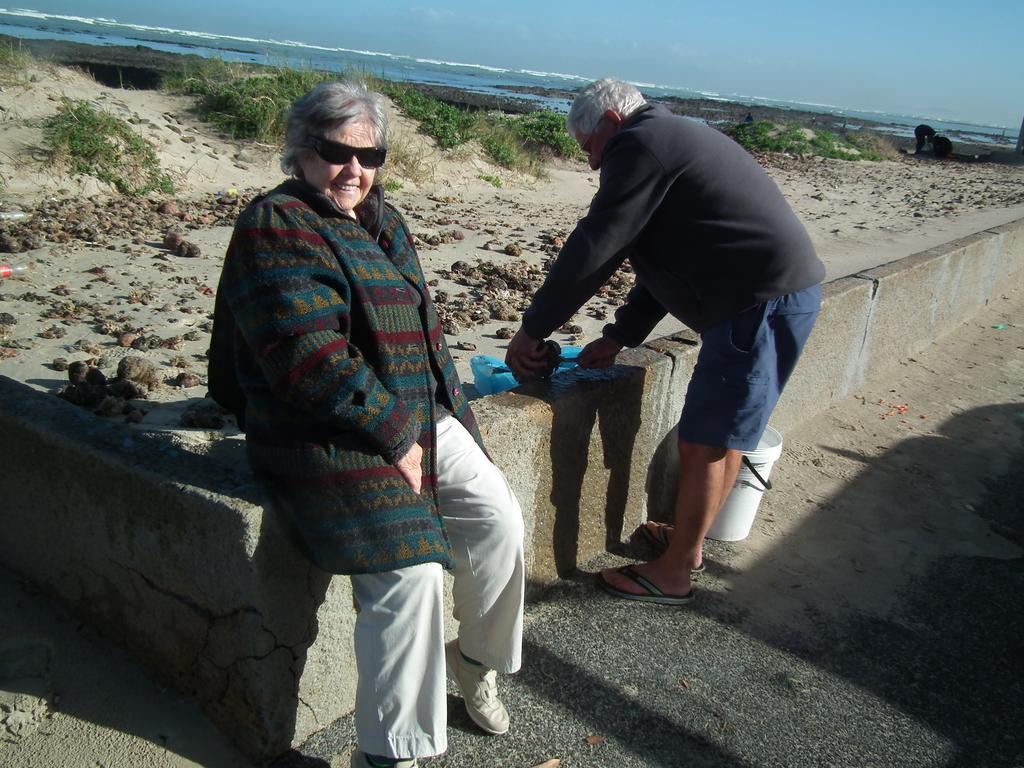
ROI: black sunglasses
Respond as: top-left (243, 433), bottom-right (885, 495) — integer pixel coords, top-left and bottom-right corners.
top-left (310, 136), bottom-right (387, 168)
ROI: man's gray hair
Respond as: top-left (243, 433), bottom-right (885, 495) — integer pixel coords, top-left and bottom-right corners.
top-left (281, 80), bottom-right (389, 176)
top-left (566, 79), bottom-right (647, 137)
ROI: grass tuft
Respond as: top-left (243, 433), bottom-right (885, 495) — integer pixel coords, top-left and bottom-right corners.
top-left (0, 41), bottom-right (33, 85)
top-left (729, 120), bottom-right (887, 162)
top-left (44, 99), bottom-right (174, 196)
top-left (163, 58), bottom-right (333, 142)
top-left (378, 130), bottom-right (436, 186)
top-left (373, 79), bottom-right (580, 172)
top-left (376, 82), bottom-right (475, 149)
top-left (162, 61), bottom-right (582, 178)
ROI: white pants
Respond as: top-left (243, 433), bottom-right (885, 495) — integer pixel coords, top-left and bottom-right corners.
top-left (350, 417), bottom-right (525, 759)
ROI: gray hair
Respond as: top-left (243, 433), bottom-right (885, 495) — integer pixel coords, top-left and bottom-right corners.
top-left (280, 80), bottom-right (389, 176)
top-left (566, 79), bottom-right (647, 137)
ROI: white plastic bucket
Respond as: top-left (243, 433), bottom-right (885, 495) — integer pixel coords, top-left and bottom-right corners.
top-left (706, 425), bottom-right (784, 541)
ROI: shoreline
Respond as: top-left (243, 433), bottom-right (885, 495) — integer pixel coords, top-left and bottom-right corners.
top-left (4, 34), bottom-right (1016, 155)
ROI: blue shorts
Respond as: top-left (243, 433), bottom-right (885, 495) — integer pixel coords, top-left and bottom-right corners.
top-left (678, 284), bottom-right (821, 451)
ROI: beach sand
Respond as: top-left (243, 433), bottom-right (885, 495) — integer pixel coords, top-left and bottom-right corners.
top-left (2, 63), bottom-right (1022, 418)
top-left (0, 58), bottom-right (1023, 766)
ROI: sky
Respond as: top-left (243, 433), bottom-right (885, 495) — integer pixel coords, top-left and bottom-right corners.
top-left (10, 1), bottom-right (1023, 127)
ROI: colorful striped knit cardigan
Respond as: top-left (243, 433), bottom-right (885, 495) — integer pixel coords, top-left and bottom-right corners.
top-left (215, 179), bottom-right (485, 574)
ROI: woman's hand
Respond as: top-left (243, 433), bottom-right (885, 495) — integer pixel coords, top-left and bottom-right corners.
top-left (395, 441), bottom-right (423, 493)
top-left (578, 336), bottom-right (623, 368)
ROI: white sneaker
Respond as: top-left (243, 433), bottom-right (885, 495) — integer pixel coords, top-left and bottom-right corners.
top-left (444, 639), bottom-right (510, 735)
top-left (350, 750), bottom-right (417, 768)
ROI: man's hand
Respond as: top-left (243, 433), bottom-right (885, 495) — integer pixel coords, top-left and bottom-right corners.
top-left (505, 328), bottom-right (550, 380)
top-left (578, 336), bottom-right (623, 368)
top-left (395, 442), bottom-right (423, 493)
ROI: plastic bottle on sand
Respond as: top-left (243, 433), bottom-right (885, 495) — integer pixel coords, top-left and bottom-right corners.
top-left (0, 264), bottom-right (29, 279)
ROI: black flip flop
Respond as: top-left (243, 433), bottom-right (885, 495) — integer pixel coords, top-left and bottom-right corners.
top-left (636, 523), bottom-right (706, 575)
top-left (598, 565), bottom-right (695, 605)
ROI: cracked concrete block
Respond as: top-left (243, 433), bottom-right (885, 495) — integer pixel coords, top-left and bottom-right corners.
top-left (477, 352), bottom-right (676, 587)
top-left (0, 379), bottom-right (354, 762)
top-left (988, 217), bottom-right (1024, 279)
top-left (859, 231), bottom-right (1005, 379)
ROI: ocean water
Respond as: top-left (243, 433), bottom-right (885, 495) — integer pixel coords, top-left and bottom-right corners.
top-left (0, 8), bottom-right (1014, 146)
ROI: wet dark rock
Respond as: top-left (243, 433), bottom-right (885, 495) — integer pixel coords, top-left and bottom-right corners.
top-left (57, 382), bottom-right (107, 408)
top-left (67, 361), bottom-right (89, 385)
top-left (485, 277), bottom-right (508, 291)
top-left (180, 401), bottom-right (226, 429)
top-left (93, 395), bottom-right (126, 417)
top-left (163, 230), bottom-right (184, 250)
top-left (171, 371), bottom-right (202, 388)
top-left (107, 378), bottom-right (148, 400)
top-left (175, 241), bottom-right (201, 258)
top-left (488, 300), bottom-right (518, 322)
top-left (0, 233), bottom-right (22, 252)
top-left (84, 367), bottom-right (107, 386)
top-left (0, 312), bottom-right (16, 325)
top-left (116, 356), bottom-right (160, 391)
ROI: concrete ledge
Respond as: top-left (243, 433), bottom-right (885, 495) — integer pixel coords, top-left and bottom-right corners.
top-left (2, 215), bottom-right (1022, 759)
top-left (0, 388), bottom-right (353, 761)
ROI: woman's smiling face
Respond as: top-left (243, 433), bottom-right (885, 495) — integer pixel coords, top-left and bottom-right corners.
top-left (300, 119), bottom-right (377, 215)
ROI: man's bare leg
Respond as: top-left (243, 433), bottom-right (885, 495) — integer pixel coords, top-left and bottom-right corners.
top-left (602, 440), bottom-right (742, 596)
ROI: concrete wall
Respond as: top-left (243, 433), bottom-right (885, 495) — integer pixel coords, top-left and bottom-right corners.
top-left (1, 217), bottom-right (1022, 760)
top-left (0, 388), bottom-right (355, 760)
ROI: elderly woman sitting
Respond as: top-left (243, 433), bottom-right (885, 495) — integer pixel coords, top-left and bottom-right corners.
top-left (212, 81), bottom-right (524, 768)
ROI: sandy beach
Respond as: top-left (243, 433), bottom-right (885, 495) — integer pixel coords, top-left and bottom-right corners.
top-left (1, 60), bottom-right (1022, 424)
top-left (1, 52), bottom-right (1023, 768)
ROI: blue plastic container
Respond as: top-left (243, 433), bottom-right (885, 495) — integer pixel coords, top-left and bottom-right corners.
top-left (470, 347), bottom-right (582, 396)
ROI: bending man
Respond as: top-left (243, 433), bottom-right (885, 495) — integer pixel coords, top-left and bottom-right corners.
top-left (506, 79), bottom-right (825, 604)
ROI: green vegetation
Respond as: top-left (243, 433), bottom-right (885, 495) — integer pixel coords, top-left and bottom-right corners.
top-left (473, 111), bottom-right (584, 172)
top-left (478, 123), bottom-right (524, 170)
top-left (376, 82), bottom-right (476, 149)
top-left (0, 41), bottom-right (32, 85)
top-left (162, 60), bottom-right (582, 177)
top-left (511, 111), bottom-right (582, 159)
top-left (43, 99), bottom-right (174, 196)
top-left (728, 120), bottom-right (886, 161)
top-left (479, 174), bottom-right (502, 188)
top-left (729, 121), bottom-right (810, 154)
top-left (163, 58), bottom-right (333, 142)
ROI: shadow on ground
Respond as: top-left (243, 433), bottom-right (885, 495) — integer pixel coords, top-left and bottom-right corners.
top-left (295, 403), bottom-right (1023, 767)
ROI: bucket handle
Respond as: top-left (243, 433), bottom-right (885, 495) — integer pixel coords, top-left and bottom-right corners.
top-left (742, 455), bottom-right (772, 491)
